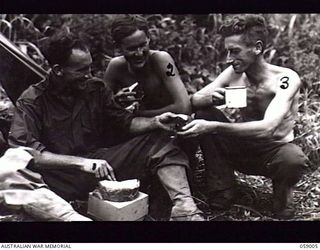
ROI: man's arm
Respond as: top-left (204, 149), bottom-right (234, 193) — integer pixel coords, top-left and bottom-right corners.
top-left (8, 100), bottom-right (46, 151)
top-left (103, 58), bottom-right (122, 92)
top-left (191, 66), bottom-right (236, 109)
top-left (129, 112), bottom-right (178, 134)
top-left (136, 51), bottom-right (191, 117)
top-left (28, 150), bottom-right (116, 180)
top-left (179, 70), bottom-right (301, 140)
top-left (9, 101), bottom-right (116, 180)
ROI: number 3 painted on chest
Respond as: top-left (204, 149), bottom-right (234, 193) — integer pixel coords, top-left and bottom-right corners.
top-left (280, 76), bottom-right (289, 89)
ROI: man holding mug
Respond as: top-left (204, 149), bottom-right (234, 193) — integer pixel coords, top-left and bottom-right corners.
top-left (177, 14), bottom-right (308, 218)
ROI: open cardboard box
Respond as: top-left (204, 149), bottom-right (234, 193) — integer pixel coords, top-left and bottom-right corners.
top-left (87, 191), bottom-right (148, 221)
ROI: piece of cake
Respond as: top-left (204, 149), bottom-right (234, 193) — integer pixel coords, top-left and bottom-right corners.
top-left (96, 179), bottom-right (140, 202)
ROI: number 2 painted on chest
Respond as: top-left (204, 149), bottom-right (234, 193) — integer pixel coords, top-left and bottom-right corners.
top-left (280, 76), bottom-right (289, 89)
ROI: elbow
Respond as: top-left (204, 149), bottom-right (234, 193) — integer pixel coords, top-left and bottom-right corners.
top-left (190, 94), bottom-right (205, 112)
top-left (260, 123), bottom-right (279, 140)
top-left (261, 128), bottom-right (275, 140)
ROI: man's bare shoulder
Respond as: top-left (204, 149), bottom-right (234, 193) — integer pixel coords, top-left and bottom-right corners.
top-left (149, 50), bottom-right (174, 63)
top-left (104, 56), bottom-right (129, 84)
top-left (269, 64), bottom-right (300, 83)
top-left (108, 56), bottom-right (127, 70)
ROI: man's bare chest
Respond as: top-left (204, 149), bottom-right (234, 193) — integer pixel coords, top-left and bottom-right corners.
top-left (120, 71), bottom-right (163, 94)
top-left (230, 77), bottom-right (277, 117)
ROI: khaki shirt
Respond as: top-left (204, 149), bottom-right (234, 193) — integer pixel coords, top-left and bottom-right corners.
top-left (8, 74), bottom-right (134, 155)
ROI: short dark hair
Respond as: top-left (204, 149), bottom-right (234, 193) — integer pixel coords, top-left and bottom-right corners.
top-left (219, 14), bottom-right (268, 51)
top-left (40, 29), bottom-right (88, 66)
top-left (111, 14), bottom-right (149, 45)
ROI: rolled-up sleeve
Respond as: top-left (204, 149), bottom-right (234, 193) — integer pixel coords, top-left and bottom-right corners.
top-left (8, 100), bottom-right (46, 152)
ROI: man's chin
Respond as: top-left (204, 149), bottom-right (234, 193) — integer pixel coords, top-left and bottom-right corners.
top-left (233, 67), bottom-right (244, 74)
top-left (132, 63), bottom-right (145, 70)
top-left (69, 80), bottom-right (87, 91)
top-left (129, 59), bottom-right (147, 69)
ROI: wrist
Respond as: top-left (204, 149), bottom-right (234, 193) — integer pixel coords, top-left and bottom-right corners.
top-left (152, 116), bottom-right (160, 130)
top-left (207, 121), bottom-right (218, 134)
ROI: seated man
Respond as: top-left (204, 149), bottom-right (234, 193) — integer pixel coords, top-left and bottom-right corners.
top-left (4, 29), bottom-right (203, 221)
top-left (104, 15), bottom-right (197, 202)
top-left (104, 14), bottom-right (191, 117)
top-left (177, 14), bottom-right (308, 218)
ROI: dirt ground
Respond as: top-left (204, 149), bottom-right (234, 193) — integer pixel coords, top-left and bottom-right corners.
top-left (191, 154), bottom-right (320, 221)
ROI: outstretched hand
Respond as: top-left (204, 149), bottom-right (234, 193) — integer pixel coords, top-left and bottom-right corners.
top-left (177, 119), bottom-right (215, 138)
top-left (154, 112), bottom-right (179, 132)
top-left (154, 112), bottom-right (191, 132)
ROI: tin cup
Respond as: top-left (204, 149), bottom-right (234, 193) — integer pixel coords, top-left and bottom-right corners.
top-left (225, 86), bottom-right (247, 108)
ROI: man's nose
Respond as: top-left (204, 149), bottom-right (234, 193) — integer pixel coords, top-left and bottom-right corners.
top-left (134, 47), bottom-right (144, 56)
top-left (226, 54), bottom-right (234, 64)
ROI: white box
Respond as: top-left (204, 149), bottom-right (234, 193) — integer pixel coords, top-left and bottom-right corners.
top-left (87, 191), bottom-right (148, 221)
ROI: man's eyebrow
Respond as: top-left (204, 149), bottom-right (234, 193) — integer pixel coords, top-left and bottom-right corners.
top-left (227, 46), bottom-right (240, 51)
top-left (127, 41), bottom-right (148, 49)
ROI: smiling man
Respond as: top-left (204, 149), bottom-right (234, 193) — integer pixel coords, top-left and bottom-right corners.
top-left (3, 29), bottom-right (204, 221)
top-left (177, 14), bottom-right (309, 218)
top-left (104, 15), bottom-right (191, 117)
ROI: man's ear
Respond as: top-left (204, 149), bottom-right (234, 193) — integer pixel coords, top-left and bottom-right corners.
top-left (255, 40), bottom-right (263, 55)
top-left (52, 64), bottom-right (63, 76)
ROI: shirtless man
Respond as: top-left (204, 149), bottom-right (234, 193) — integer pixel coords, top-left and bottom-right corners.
top-left (104, 14), bottom-right (191, 117)
top-left (176, 14), bottom-right (308, 218)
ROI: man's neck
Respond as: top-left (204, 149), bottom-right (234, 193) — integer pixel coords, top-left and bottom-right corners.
top-left (245, 57), bottom-right (269, 85)
top-left (128, 64), bottom-right (146, 76)
top-left (49, 73), bottom-right (73, 96)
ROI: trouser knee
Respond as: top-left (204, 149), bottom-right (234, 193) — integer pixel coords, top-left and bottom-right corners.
top-left (143, 131), bottom-right (190, 174)
top-left (270, 144), bottom-right (308, 186)
top-left (283, 162), bottom-right (305, 186)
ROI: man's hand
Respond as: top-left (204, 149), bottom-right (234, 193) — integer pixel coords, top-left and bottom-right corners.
top-left (115, 88), bottom-right (137, 103)
top-left (125, 101), bottom-right (140, 113)
top-left (81, 159), bottom-right (116, 181)
top-left (177, 119), bottom-right (216, 138)
top-left (211, 88), bottom-right (226, 106)
top-left (154, 112), bottom-right (190, 132)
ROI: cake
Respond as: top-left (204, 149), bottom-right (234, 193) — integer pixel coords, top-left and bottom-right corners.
top-left (96, 179), bottom-right (140, 202)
